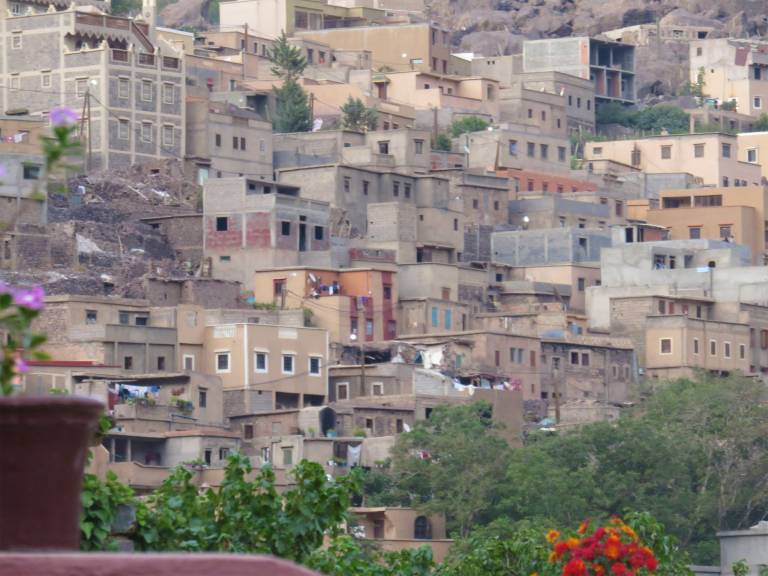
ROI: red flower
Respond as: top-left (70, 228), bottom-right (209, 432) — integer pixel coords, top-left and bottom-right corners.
top-left (594, 528), bottom-right (606, 540)
top-left (564, 559), bottom-right (587, 576)
top-left (604, 536), bottom-right (622, 560)
top-left (629, 553), bottom-right (647, 569)
top-left (611, 563), bottom-right (627, 576)
top-left (594, 565), bottom-right (606, 576)
top-left (555, 541), bottom-right (571, 557)
top-left (645, 556), bottom-right (658, 571)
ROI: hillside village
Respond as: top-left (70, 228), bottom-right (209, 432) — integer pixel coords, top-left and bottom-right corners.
top-left (3, 0), bottom-right (768, 563)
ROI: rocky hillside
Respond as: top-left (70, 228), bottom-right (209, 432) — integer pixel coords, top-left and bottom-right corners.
top-left (435, 0), bottom-right (768, 54)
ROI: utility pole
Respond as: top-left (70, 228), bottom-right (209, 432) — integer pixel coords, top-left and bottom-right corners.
top-left (432, 106), bottom-right (438, 147)
top-left (79, 89), bottom-right (93, 173)
top-left (242, 23), bottom-right (248, 80)
top-left (79, 90), bottom-right (89, 173)
top-left (309, 92), bottom-right (315, 128)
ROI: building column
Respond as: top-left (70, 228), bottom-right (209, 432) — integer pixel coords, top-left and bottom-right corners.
top-left (126, 438), bottom-right (132, 463)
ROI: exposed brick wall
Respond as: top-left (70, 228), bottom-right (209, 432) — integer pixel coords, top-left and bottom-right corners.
top-left (275, 220), bottom-right (297, 250)
top-left (205, 215), bottom-right (242, 250)
top-left (245, 212), bottom-right (271, 248)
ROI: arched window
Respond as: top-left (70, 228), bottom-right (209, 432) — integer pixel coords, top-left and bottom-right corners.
top-left (414, 516), bottom-right (432, 540)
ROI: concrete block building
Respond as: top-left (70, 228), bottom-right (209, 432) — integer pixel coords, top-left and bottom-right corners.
top-left (0, 0), bottom-right (185, 170)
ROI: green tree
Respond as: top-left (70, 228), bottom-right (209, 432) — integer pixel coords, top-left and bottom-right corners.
top-left (134, 455), bottom-right (361, 562)
top-left (273, 79), bottom-right (311, 133)
top-left (434, 133), bottom-right (451, 151)
top-left (268, 31), bottom-right (307, 81)
top-left (753, 113), bottom-right (768, 131)
top-left (340, 96), bottom-right (379, 132)
top-left (630, 105), bottom-right (690, 133)
top-left (368, 402), bottom-right (513, 538)
top-left (307, 535), bottom-right (434, 576)
top-left (595, 101), bottom-right (634, 127)
top-left (450, 116), bottom-right (489, 137)
top-left (80, 471), bottom-right (136, 551)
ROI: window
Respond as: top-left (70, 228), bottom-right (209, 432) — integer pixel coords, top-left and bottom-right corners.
top-left (240, 137), bottom-right (246, 151)
top-left (216, 216), bottom-right (228, 232)
top-left (581, 353), bottom-right (590, 366)
top-left (219, 447), bottom-right (229, 461)
top-left (661, 145), bottom-right (671, 159)
top-left (404, 183), bottom-right (411, 198)
top-left (724, 342), bottom-right (731, 358)
top-left (282, 447), bottom-right (293, 466)
top-left (723, 176), bottom-right (730, 187)
top-left (11, 33), bottom-right (22, 50)
top-left (540, 144), bottom-right (548, 160)
top-left (204, 450), bottom-right (212, 466)
top-left (140, 122), bottom-right (152, 143)
top-left (414, 139), bottom-right (424, 154)
top-left (615, 201), bottom-right (624, 217)
top-left (592, 146), bottom-right (603, 157)
top-left (309, 356), bottom-right (321, 376)
top-left (722, 143), bottom-right (731, 158)
top-left (197, 388), bottom-right (207, 408)
top-left (123, 356), bottom-right (133, 370)
top-left (157, 356), bottom-right (166, 371)
top-left (431, 307), bottom-right (439, 328)
top-left (383, 285), bottom-right (392, 299)
top-left (244, 424), bottom-right (254, 439)
top-left (541, 110), bottom-right (546, 121)
top-left (587, 100), bottom-right (591, 110)
top-left (527, 108), bottom-right (533, 119)
top-left (362, 180), bottom-right (369, 195)
top-left (414, 516), bottom-right (432, 540)
top-left (444, 309), bottom-right (452, 329)
top-left (689, 227), bottom-right (701, 239)
top-left (694, 143), bottom-right (705, 158)
top-left (372, 382), bottom-right (383, 396)
top-left (254, 352), bottom-right (268, 373)
top-left (116, 77), bottom-right (130, 100)
top-left (141, 80), bottom-right (152, 102)
top-left (527, 142), bottom-right (535, 157)
top-left (365, 319), bottom-right (373, 338)
top-left (183, 354), bottom-right (195, 370)
top-left (215, 133), bottom-right (221, 147)
top-left (378, 141), bottom-right (389, 154)
top-left (755, 96), bottom-right (762, 109)
top-left (393, 182), bottom-right (399, 197)
top-left (494, 200), bottom-right (499, 210)
top-left (337, 382), bottom-right (349, 400)
top-left (314, 226), bottom-right (324, 241)
top-left (85, 310), bottom-right (98, 324)
top-left (216, 352), bottom-right (230, 373)
top-left (41, 72), bottom-right (51, 89)
top-left (508, 140), bottom-right (518, 156)
top-left (660, 338), bottom-right (672, 354)
top-left (570, 351), bottom-right (579, 365)
top-left (558, 146), bottom-right (566, 162)
top-left (343, 176), bottom-right (350, 193)
top-left (693, 338), bottom-right (700, 354)
top-left (719, 225), bottom-right (732, 239)
top-left (233, 136), bottom-right (239, 150)
top-left (282, 354), bottom-right (295, 375)
top-left (577, 97), bottom-right (581, 108)
top-left (22, 164), bottom-right (41, 180)
top-left (577, 277), bottom-right (585, 291)
top-left (710, 340), bottom-right (717, 356)
top-left (162, 83), bottom-right (174, 104)
top-left (748, 148), bottom-right (758, 163)
top-left (118, 119), bottom-right (130, 140)
top-left (740, 344), bottom-right (746, 359)
top-left (162, 124), bottom-right (174, 147)
top-left (281, 221), bottom-right (291, 236)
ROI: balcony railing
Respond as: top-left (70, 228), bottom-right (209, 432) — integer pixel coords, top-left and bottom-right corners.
top-left (162, 56), bottom-right (180, 70)
top-left (111, 48), bottom-right (129, 63)
top-left (137, 52), bottom-right (156, 67)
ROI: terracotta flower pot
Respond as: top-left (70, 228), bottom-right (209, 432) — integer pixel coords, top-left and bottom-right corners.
top-left (0, 396), bottom-right (103, 551)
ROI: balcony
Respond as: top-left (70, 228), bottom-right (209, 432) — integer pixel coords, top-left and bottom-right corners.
top-left (110, 48), bottom-right (129, 64)
top-left (137, 52), bottom-right (156, 67)
top-left (68, 323), bottom-right (177, 345)
top-left (162, 56), bottom-right (181, 71)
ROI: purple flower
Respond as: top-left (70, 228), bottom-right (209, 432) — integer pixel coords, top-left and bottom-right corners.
top-left (12, 286), bottom-right (45, 310)
top-left (14, 356), bottom-right (29, 374)
top-left (49, 106), bottom-right (80, 127)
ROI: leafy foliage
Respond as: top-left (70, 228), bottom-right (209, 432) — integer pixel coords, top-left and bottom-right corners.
top-left (596, 104), bottom-right (689, 134)
top-left (340, 97), bottom-right (378, 132)
top-left (134, 454), bottom-right (360, 562)
top-left (754, 113), bottom-right (768, 131)
top-left (268, 31), bottom-right (307, 81)
top-left (273, 79), bottom-right (311, 133)
top-left (80, 471), bottom-right (136, 551)
top-left (364, 374), bottom-right (768, 564)
top-left (367, 402), bottom-right (511, 538)
top-left (307, 535), bottom-right (434, 576)
top-left (450, 116), bottom-right (489, 137)
top-left (434, 134), bottom-right (452, 151)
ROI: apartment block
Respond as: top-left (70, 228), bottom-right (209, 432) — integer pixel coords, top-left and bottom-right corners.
top-left (185, 98), bottom-right (272, 183)
top-left (252, 266), bottom-right (397, 346)
top-left (584, 133), bottom-right (761, 187)
top-left (737, 131), bottom-right (768, 181)
top-left (0, 1), bottom-right (185, 170)
top-left (203, 177), bottom-right (332, 284)
top-left (523, 37), bottom-right (636, 106)
top-left (646, 186), bottom-right (768, 264)
top-left (297, 22), bottom-right (450, 74)
top-left (219, 0), bottom-right (390, 40)
top-left (467, 127), bottom-right (572, 174)
top-left (690, 38), bottom-right (768, 116)
top-left (0, 115), bottom-right (47, 227)
top-left (204, 322), bottom-right (329, 412)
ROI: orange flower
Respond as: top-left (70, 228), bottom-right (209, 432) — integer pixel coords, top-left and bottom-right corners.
top-left (547, 529), bottom-right (561, 543)
top-left (621, 525), bottom-right (637, 540)
top-left (549, 552), bottom-right (558, 563)
top-left (609, 516), bottom-right (623, 526)
top-left (566, 537), bottom-right (580, 550)
top-left (578, 520), bottom-right (590, 535)
top-left (594, 565), bottom-right (606, 576)
top-left (604, 536), bottom-right (622, 560)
